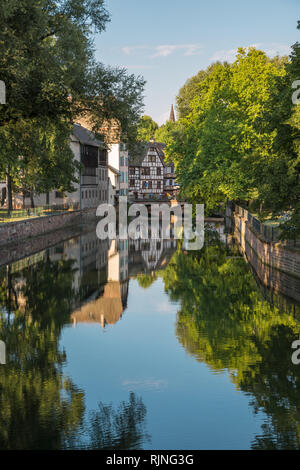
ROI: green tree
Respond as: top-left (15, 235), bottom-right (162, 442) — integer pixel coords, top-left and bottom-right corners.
top-left (154, 120), bottom-right (177, 146)
top-left (166, 48), bottom-right (290, 212)
top-left (0, 1), bottom-right (145, 209)
top-left (137, 115), bottom-right (158, 142)
top-left (176, 62), bottom-right (227, 119)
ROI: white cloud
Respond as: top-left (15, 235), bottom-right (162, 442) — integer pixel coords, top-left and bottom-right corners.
top-left (151, 44), bottom-right (202, 58)
top-left (210, 43), bottom-right (291, 63)
top-left (121, 44), bottom-right (203, 59)
top-left (121, 45), bottom-right (149, 55)
top-left (121, 65), bottom-right (154, 70)
top-left (156, 301), bottom-right (175, 313)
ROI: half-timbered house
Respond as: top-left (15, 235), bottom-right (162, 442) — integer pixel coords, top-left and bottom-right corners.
top-left (129, 140), bottom-right (179, 199)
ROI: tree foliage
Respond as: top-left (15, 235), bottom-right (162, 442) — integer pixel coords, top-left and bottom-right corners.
top-left (137, 115), bottom-right (158, 142)
top-left (164, 34), bottom-right (300, 235)
top-left (0, 1), bottom-right (145, 207)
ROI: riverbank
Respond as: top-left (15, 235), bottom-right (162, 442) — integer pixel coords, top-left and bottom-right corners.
top-left (0, 207), bottom-right (98, 248)
top-left (232, 207), bottom-right (300, 303)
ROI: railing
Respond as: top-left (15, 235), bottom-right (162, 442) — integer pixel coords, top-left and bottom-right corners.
top-left (234, 204), bottom-right (281, 242)
top-left (234, 204), bottom-right (300, 246)
top-left (0, 203), bottom-right (80, 221)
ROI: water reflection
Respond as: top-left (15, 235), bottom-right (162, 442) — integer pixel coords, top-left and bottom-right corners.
top-left (0, 230), bottom-right (175, 449)
top-left (0, 226), bottom-right (299, 449)
top-left (162, 238), bottom-right (300, 449)
top-left (82, 392), bottom-right (150, 450)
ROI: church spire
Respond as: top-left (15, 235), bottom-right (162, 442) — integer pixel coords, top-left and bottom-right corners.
top-left (169, 104), bottom-right (176, 122)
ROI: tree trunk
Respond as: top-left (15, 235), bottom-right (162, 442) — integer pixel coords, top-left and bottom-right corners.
top-left (46, 192), bottom-right (50, 206)
top-left (30, 192), bottom-right (35, 208)
top-left (22, 192), bottom-right (26, 209)
top-left (6, 173), bottom-right (13, 215)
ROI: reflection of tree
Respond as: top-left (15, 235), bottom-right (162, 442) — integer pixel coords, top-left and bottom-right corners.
top-left (0, 253), bottom-right (151, 450)
top-left (0, 313), bottom-right (85, 449)
top-left (162, 242), bottom-right (300, 449)
top-left (20, 255), bottom-right (78, 328)
top-left (83, 392), bottom-right (150, 450)
top-left (136, 273), bottom-right (157, 289)
top-left (0, 258), bottom-right (85, 450)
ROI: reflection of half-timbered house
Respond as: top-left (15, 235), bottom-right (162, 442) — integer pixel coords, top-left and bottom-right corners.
top-left (128, 238), bottom-right (177, 276)
top-left (129, 140), bottom-right (179, 199)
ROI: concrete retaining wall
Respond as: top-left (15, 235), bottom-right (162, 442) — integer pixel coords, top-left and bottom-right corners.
top-left (0, 207), bottom-right (98, 248)
top-left (233, 210), bottom-right (300, 303)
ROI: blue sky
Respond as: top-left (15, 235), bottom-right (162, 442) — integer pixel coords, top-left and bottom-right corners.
top-left (95, 0), bottom-right (300, 124)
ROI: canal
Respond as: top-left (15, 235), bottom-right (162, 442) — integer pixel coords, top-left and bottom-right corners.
top-left (0, 223), bottom-right (299, 450)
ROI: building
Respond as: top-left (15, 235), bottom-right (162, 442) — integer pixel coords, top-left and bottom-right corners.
top-left (107, 142), bottom-right (129, 198)
top-left (163, 161), bottom-right (177, 196)
top-left (71, 123), bottom-right (108, 209)
top-left (77, 117), bottom-right (129, 203)
top-left (129, 140), bottom-right (179, 199)
top-left (169, 104), bottom-right (176, 123)
top-left (7, 123), bottom-right (108, 209)
top-left (129, 141), bottom-right (164, 199)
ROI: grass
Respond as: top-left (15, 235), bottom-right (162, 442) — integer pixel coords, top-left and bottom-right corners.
top-left (0, 207), bottom-right (75, 223)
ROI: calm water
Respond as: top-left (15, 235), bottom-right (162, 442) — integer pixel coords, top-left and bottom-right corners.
top-left (0, 225), bottom-right (300, 450)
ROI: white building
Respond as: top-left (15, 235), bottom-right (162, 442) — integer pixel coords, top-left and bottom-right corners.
top-left (107, 142), bottom-right (129, 200)
top-left (7, 124), bottom-right (109, 210)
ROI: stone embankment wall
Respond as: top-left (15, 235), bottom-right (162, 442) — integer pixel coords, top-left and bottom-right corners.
top-left (0, 208), bottom-right (98, 248)
top-left (0, 225), bottom-right (85, 268)
top-left (233, 209), bottom-right (300, 303)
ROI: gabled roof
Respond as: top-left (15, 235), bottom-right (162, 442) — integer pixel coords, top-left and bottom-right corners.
top-left (108, 164), bottom-right (120, 175)
top-left (73, 123), bottom-right (105, 148)
top-left (129, 141), bottom-right (167, 166)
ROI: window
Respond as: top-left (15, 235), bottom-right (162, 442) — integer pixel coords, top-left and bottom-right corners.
top-left (148, 181), bottom-right (152, 189)
top-left (130, 179), bottom-right (135, 187)
top-left (142, 181), bottom-right (148, 189)
top-left (99, 149), bottom-right (107, 165)
top-left (149, 155), bottom-right (156, 163)
top-left (82, 167), bottom-right (96, 176)
top-left (81, 144), bottom-right (98, 168)
top-left (157, 181), bottom-right (161, 189)
top-left (120, 156), bottom-right (124, 166)
top-left (141, 167), bottom-right (150, 176)
top-left (129, 167), bottom-right (135, 175)
top-left (157, 167), bottom-right (161, 176)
